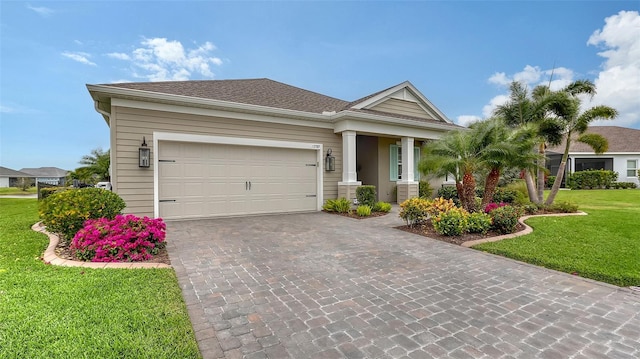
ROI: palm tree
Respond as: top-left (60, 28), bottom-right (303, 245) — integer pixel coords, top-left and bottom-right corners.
top-left (544, 80), bottom-right (617, 205)
top-left (75, 148), bottom-right (111, 183)
top-left (419, 129), bottom-right (482, 212)
top-left (472, 118), bottom-right (540, 208)
top-left (494, 81), bottom-right (565, 204)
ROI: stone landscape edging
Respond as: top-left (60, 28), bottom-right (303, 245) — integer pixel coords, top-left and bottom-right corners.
top-left (461, 211), bottom-right (588, 248)
top-left (32, 222), bottom-right (172, 269)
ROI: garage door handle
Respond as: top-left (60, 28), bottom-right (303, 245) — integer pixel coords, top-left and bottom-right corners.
top-left (245, 181), bottom-right (248, 190)
top-left (249, 181), bottom-right (252, 190)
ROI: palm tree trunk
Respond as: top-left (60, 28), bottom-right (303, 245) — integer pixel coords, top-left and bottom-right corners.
top-left (481, 167), bottom-right (500, 208)
top-left (536, 143), bottom-right (545, 203)
top-left (545, 132), bottom-right (572, 205)
top-left (523, 170), bottom-right (539, 204)
top-left (455, 181), bottom-right (465, 208)
top-left (462, 171), bottom-right (477, 212)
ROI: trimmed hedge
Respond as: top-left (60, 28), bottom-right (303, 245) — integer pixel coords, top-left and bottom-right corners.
top-left (356, 185), bottom-right (377, 207)
top-left (567, 170), bottom-right (618, 190)
top-left (39, 188), bottom-right (126, 241)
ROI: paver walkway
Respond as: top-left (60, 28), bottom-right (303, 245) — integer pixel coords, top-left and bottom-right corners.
top-left (167, 209), bottom-right (640, 359)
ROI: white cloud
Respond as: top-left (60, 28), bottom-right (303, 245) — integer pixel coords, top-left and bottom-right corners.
top-left (482, 94), bottom-right (510, 118)
top-left (107, 52), bottom-right (131, 60)
top-left (488, 72), bottom-right (509, 86)
top-left (27, 4), bottom-right (54, 17)
top-left (587, 10), bottom-right (640, 128)
top-left (61, 51), bottom-right (97, 66)
top-left (456, 115), bottom-right (482, 127)
top-left (110, 38), bottom-right (223, 81)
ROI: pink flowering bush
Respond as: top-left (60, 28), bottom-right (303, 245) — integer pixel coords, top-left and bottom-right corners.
top-left (71, 214), bottom-right (166, 262)
top-left (484, 202), bottom-right (508, 213)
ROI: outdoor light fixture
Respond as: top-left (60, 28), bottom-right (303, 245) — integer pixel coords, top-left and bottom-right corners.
top-left (325, 148), bottom-right (335, 171)
top-left (139, 137), bottom-right (151, 168)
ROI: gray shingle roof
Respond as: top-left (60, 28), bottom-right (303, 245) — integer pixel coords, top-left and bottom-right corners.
top-left (0, 166), bottom-right (33, 177)
top-left (103, 78), bottom-right (350, 114)
top-left (547, 126), bottom-right (640, 153)
top-left (19, 167), bottom-right (68, 177)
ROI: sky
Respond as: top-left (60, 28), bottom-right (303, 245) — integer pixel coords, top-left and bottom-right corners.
top-left (1, 1), bottom-right (639, 171)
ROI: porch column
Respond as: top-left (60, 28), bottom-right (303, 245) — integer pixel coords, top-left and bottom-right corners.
top-left (338, 130), bottom-right (361, 202)
top-left (397, 136), bottom-right (419, 203)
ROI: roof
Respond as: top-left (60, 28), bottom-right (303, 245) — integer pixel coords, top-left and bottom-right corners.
top-left (19, 167), bottom-right (69, 177)
top-left (547, 126), bottom-right (640, 153)
top-left (0, 166), bottom-right (33, 177)
top-left (102, 78), bottom-right (350, 114)
top-left (92, 78), bottom-right (459, 128)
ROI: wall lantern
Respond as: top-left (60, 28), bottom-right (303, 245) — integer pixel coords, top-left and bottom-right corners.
top-left (325, 148), bottom-right (335, 171)
top-left (139, 137), bottom-right (151, 168)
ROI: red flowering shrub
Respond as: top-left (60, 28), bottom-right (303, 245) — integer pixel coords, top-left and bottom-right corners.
top-left (484, 202), bottom-right (507, 213)
top-left (71, 214), bottom-right (166, 262)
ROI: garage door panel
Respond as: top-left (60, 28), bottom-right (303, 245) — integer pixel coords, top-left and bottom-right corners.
top-left (159, 141), bottom-right (318, 220)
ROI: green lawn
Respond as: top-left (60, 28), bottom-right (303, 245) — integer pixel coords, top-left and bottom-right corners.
top-left (0, 198), bottom-right (201, 359)
top-left (0, 187), bottom-right (37, 195)
top-left (474, 189), bottom-right (640, 287)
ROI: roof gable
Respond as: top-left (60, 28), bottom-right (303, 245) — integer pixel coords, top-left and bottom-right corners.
top-left (19, 167), bottom-right (68, 177)
top-left (345, 81), bottom-right (452, 123)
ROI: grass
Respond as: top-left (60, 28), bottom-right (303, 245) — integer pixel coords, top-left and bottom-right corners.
top-left (0, 198), bottom-right (201, 359)
top-left (0, 187), bottom-right (37, 195)
top-left (473, 189), bottom-right (640, 287)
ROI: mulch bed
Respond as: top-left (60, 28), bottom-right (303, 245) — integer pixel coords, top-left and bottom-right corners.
top-left (54, 239), bottom-right (172, 265)
top-left (324, 210), bottom-right (390, 220)
top-left (397, 218), bottom-right (526, 246)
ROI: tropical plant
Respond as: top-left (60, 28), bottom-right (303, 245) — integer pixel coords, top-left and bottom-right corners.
top-left (399, 197), bottom-right (431, 227)
top-left (356, 205), bottom-right (372, 217)
top-left (544, 80), bottom-right (618, 205)
top-left (372, 201), bottom-right (392, 213)
top-left (494, 81), bottom-right (565, 204)
top-left (68, 148), bottom-right (111, 184)
top-left (432, 207), bottom-right (468, 236)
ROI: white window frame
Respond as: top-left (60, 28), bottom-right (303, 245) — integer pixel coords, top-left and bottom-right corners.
top-left (627, 159), bottom-right (638, 177)
top-left (389, 145), bottom-right (420, 181)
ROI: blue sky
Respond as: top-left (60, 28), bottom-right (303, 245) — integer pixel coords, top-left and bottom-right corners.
top-left (1, 1), bottom-right (639, 171)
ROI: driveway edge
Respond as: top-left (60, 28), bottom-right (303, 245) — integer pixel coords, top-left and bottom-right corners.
top-left (32, 222), bottom-right (172, 269)
top-left (461, 211), bottom-right (588, 248)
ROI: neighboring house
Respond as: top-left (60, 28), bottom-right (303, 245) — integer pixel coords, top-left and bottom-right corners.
top-left (87, 78), bottom-right (461, 220)
top-left (546, 126), bottom-right (640, 186)
top-left (0, 166), bottom-right (33, 188)
top-left (19, 167), bottom-right (69, 186)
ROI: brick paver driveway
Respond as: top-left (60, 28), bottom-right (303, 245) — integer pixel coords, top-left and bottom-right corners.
top-left (167, 210), bottom-right (640, 359)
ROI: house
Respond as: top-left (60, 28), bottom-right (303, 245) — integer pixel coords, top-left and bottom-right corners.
top-left (546, 126), bottom-right (640, 186)
top-left (19, 167), bottom-right (69, 186)
top-left (87, 78), bottom-right (461, 220)
top-left (0, 166), bottom-right (33, 188)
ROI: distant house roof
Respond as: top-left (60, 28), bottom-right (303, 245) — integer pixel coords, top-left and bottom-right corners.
top-left (95, 78), bottom-right (458, 128)
top-left (0, 166), bottom-right (33, 177)
top-left (547, 126), bottom-right (640, 154)
top-left (19, 167), bottom-right (68, 177)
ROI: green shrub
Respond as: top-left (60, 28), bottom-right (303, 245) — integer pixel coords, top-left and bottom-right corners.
top-left (489, 205), bottom-right (522, 234)
top-left (39, 188), bottom-right (126, 241)
top-left (568, 170), bottom-right (618, 189)
top-left (522, 203), bottom-right (540, 215)
top-left (356, 205), bottom-right (372, 217)
top-left (492, 187), bottom-right (518, 204)
top-left (372, 201), bottom-right (392, 213)
top-left (436, 186), bottom-right (460, 206)
top-left (399, 197), bottom-right (430, 227)
top-left (419, 181), bottom-right (433, 198)
top-left (324, 197), bottom-right (352, 213)
top-left (547, 201), bottom-right (579, 213)
top-left (356, 185), bottom-right (377, 207)
top-left (466, 212), bottom-right (492, 234)
top-left (546, 176), bottom-right (556, 189)
top-left (39, 186), bottom-right (63, 200)
top-left (505, 180), bottom-right (529, 202)
top-left (433, 207), bottom-right (468, 236)
top-left (611, 182), bottom-right (638, 189)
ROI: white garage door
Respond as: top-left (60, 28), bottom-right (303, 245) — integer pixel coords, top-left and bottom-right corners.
top-left (158, 141), bottom-right (318, 220)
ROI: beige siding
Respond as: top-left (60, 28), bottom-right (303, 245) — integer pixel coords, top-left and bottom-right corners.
top-left (112, 106), bottom-right (342, 217)
top-left (371, 98), bottom-right (434, 120)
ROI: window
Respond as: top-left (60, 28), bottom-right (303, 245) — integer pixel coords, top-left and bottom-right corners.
top-left (627, 160), bottom-right (638, 177)
top-left (390, 145), bottom-right (420, 181)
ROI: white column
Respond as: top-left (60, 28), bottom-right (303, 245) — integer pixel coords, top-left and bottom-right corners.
top-left (400, 136), bottom-right (415, 183)
top-left (340, 131), bottom-right (360, 184)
